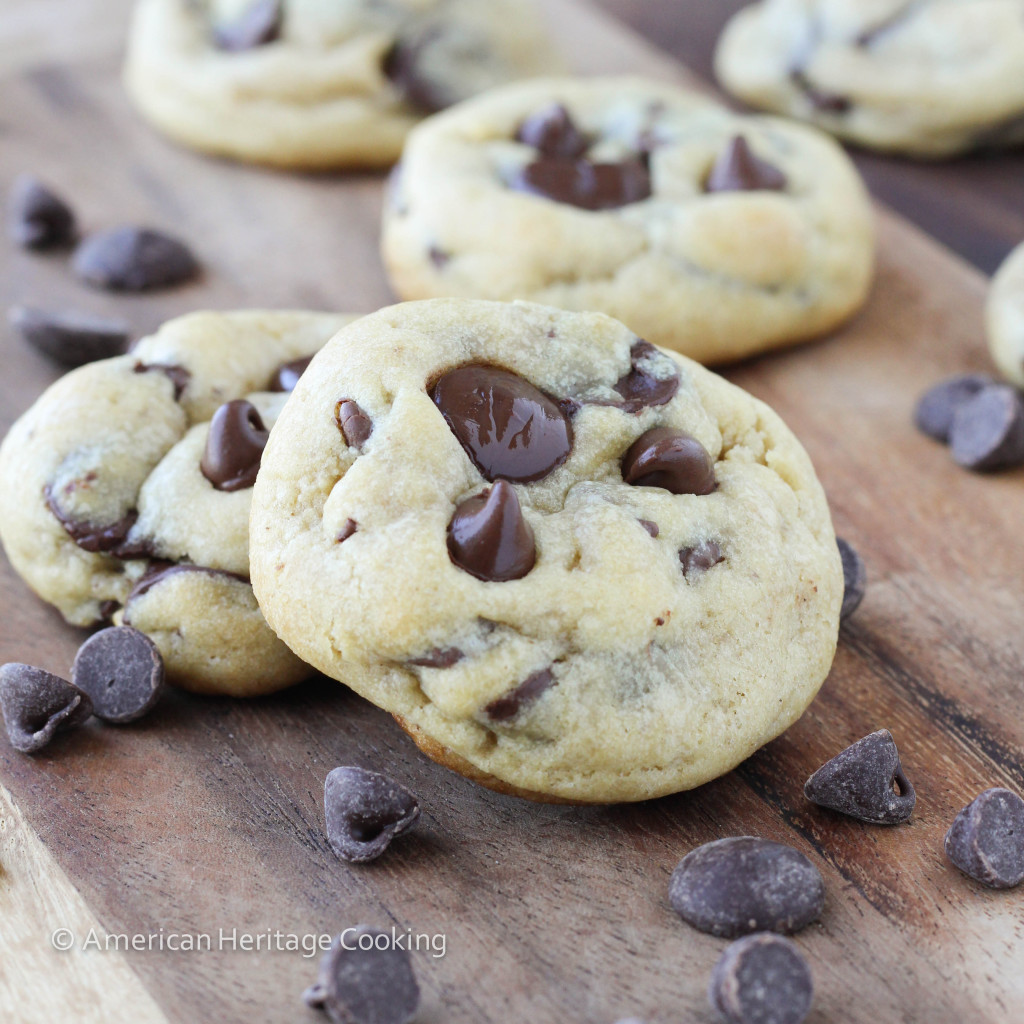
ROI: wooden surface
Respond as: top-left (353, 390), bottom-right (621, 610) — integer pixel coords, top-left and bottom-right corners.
top-left (2, 2), bottom-right (1024, 1023)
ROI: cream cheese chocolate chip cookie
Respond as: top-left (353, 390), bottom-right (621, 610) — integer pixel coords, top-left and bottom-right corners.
top-left (123, 0), bottom-right (561, 169)
top-left (381, 77), bottom-right (874, 365)
top-left (715, 0), bottom-right (1024, 158)
top-left (250, 299), bottom-right (843, 803)
top-left (987, 240), bottom-right (1024, 389)
top-left (0, 310), bottom-right (356, 696)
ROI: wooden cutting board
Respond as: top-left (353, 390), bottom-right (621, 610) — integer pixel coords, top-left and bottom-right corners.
top-left (1, 2), bottom-right (1022, 1022)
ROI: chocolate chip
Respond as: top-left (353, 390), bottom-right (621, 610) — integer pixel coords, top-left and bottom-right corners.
top-left (680, 540), bottom-right (725, 578)
top-left (324, 766), bottom-right (420, 864)
top-left (513, 156), bottom-right (651, 211)
top-left (269, 355), bottom-right (313, 392)
top-left (73, 227), bottom-right (200, 292)
top-left (383, 24), bottom-right (451, 113)
top-left (516, 103), bottom-right (590, 158)
top-left (336, 399), bottom-right (373, 449)
top-left (709, 933), bottom-right (813, 1024)
top-left (611, 340), bottom-right (681, 413)
top-left (949, 385), bottom-right (1024, 471)
top-left (706, 136), bottom-right (787, 193)
top-left (408, 647), bottom-right (464, 669)
top-left (433, 364), bottom-right (573, 483)
top-left (914, 374), bottom-right (996, 443)
top-left (622, 427), bottom-right (716, 495)
top-left (126, 562), bottom-right (249, 602)
top-left (790, 71), bottom-right (851, 114)
top-left (8, 306), bottom-right (130, 368)
top-left (213, 0), bottom-right (282, 51)
top-left (804, 729), bottom-right (915, 824)
top-left (336, 519), bottom-right (358, 544)
top-left (484, 668), bottom-right (555, 721)
top-left (428, 245), bottom-right (450, 269)
top-left (71, 626), bottom-right (164, 724)
top-left (7, 174), bottom-right (76, 249)
top-left (837, 537), bottom-right (866, 622)
top-left (0, 664), bottom-right (92, 754)
top-left (945, 788), bottom-right (1024, 889)
top-left (200, 400), bottom-right (269, 492)
top-left (639, 518), bottom-right (660, 538)
top-left (304, 926), bottom-right (420, 1024)
top-left (669, 837), bottom-right (825, 938)
top-left (448, 480), bottom-right (536, 582)
top-left (133, 361), bottom-right (191, 400)
top-left (44, 485), bottom-right (144, 559)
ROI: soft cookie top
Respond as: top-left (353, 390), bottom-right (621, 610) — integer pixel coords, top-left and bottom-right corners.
top-left (988, 240), bottom-right (1024, 389)
top-left (250, 299), bottom-right (843, 803)
top-left (715, 0), bottom-right (1024, 157)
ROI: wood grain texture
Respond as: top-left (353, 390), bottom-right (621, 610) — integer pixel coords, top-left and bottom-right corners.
top-left (1, 2), bottom-right (1023, 1023)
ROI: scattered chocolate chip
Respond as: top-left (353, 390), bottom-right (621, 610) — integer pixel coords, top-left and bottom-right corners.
top-left (448, 480), bottom-right (536, 582)
top-left (0, 663), bottom-right (92, 754)
top-left (639, 518), bottom-right (660, 538)
top-left (709, 933), bottom-right (813, 1024)
top-left (837, 537), bottom-right (866, 622)
top-left (611, 340), bottom-right (681, 413)
top-left (669, 837), bottom-right (825, 938)
top-left (945, 788), bottom-right (1024, 889)
top-left (8, 306), bottom-right (130, 368)
top-left (73, 227), bottom-right (199, 292)
top-left (44, 486), bottom-right (146, 559)
top-left (408, 647), bottom-right (463, 669)
top-left (516, 103), bottom-right (590, 158)
top-left (7, 174), bottom-right (76, 249)
top-left (484, 668), bottom-right (555, 722)
top-left (336, 399), bottom-right (373, 449)
top-left (949, 385), bottom-right (1024, 471)
top-left (804, 729), bottom-right (915, 824)
top-left (914, 374), bottom-right (996, 443)
top-left (304, 925), bottom-right (420, 1024)
top-left (133, 361), bottom-right (191, 400)
top-left (513, 156), bottom-right (651, 211)
top-left (790, 71), bottom-right (851, 114)
top-left (336, 519), bottom-right (358, 544)
top-left (269, 355), bottom-right (313, 392)
top-left (324, 766), bottom-right (420, 864)
top-left (680, 540), bottom-right (725, 578)
top-left (213, 0), bottom-right (282, 51)
top-left (622, 428), bottom-right (716, 495)
top-left (383, 24), bottom-right (451, 113)
top-left (706, 135), bottom-right (787, 193)
top-left (200, 400), bottom-right (269, 492)
top-left (71, 626), bottom-right (164, 724)
top-left (126, 562), bottom-right (249, 602)
top-left (433, 364), bottom-right (573, 483)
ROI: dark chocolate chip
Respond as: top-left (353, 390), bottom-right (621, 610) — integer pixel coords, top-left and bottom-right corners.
top-left (448, 480), bottom-right (536, 582)
top-left (336, 399), bottom-right (373, 449)
top-left (73, 227), bottom-right (200, 292)
top-left (126, 562), bottom-right (249, 602)
top-left (484, 668), bottom-right (555, 721)
top-left (213, 0), bottom-right (282, 51)
top-left (408, 647), bottom-right (464, 669)
top-left (706, 135), bottom-right (787, 193)
top-left (8, 306), bottom-right (129, 368)
top-left (71, 626), bottom-right (164, 724)
top-left (622, 427), bottom-right (716, 495)
top-left (303, 926), bottom-right (420, 1024)
top-left (133, 361), bottom-right (191, 400)
top-left (945, 788), bottom-right (1024, 889)
top-left (837, 537), bottom-right (866, 622)
top-left (513, 155), bottom-right (651, 211)
top-left (669, 836), bottom-right (825, 938)
top-left (7, 174), bottom-right (76, 249)
top-left (383, 24), bottom-right (451, 114)
top-left (949, 385), bottom-right (1024, 471)
top-left (790, 70), bottom-right (851, 114)
top-left (336, 519), bottom-right (358, 544)
top-left (0, 664), bottom-right (92, 754)
top-left (680, 540), bottom-right (725, 578)
top-left (639, 518), bottom-right (660, 538)
top-left (804, 729), bottom-right (915, 824)
top-left (200, 400), bottom-right (269, 492)
top-left (709, 933), bottom-right (813, 1024)
top-left (914, 374), bottom-right (995, 443)
top-left (611, 340), bottom-right (681, 413)
top-left (428, 245), bottom-right (450, 269)
top-left (269, 355), bottom-right (313, 392)
top-left (324, 766), bottom-right (420, 864)
top-left (433, 364), bottom-right (573, 483)
top-left (44, 484), bottom-right (145, 559)
top-left (516, 103), bottom-right (590, 159)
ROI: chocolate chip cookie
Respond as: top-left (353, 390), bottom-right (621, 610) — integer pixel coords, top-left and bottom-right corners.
top-left (715, 0), bottom-right (1024, 158)
top-left (987, 240), bottom-right (1024, 389)
top-left (381, 77), bottom-right (874, 364)
top-left (250, 299), bottom-right (843, 802)
top-left (123, 0), bottom-right (562, 169)
top-left (0, 310), bottom-right (355, 696)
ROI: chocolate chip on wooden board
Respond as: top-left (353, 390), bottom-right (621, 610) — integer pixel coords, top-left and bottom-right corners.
top-left (304, 926), bottom-right (420, 1024)
top-left (8, 306), bottom-right (130, 368)
top-left (669, 837), bottom-right (824, 938)
top-left (949, 385), bottom-right (1024, 472)
top-left (945, 788), bottom-right (1024, 889)
top-left (914, 374), bottom-right (996, 443)
top-left (836, 538), bottom-right (866, 622)
top-left (709, 933), bottom-right (813, 1024)
top-left (213, 0), bottom-right (282, 51)
top-left (0, 663), bottom-right (92, 754)
top-left (7, 174), bottom-right (76, 249)
top-left (71, 626), bottom-right (165, 724)
top-left (72, 227), bottom-right (200, 292)
top-left (804, 729), bottom-right (916, 824)
top-left (324, 767), bottom-right (420, 864)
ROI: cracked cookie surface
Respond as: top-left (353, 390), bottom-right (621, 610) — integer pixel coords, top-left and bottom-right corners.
top-left (0, 309), bottom-right (355, 696)
top-left (988, 240), bottom-right (1024, 388)
top-left (249, 299), bottom-right (842, 802)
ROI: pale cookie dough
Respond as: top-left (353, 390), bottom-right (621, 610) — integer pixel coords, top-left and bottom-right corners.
top-left (987, 241), bottom-right (1024, 388)
top-left (715, 0), bottom-right (1024, 158)
top-left (381, 77), bottom-right (875, 365)
top-left (250, 299), bottom-right (843, 803)
top-left (0, 310), bottom-right (356, 696)
top-left (124, 0), bottom-right (562, 169)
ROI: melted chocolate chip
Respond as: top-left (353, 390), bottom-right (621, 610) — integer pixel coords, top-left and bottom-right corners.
top-left (213, 0), bottom-right (282, 51)
top-left (269, 355), bottom-right (313, 392)
top-left (200, 400), bottom-right (269, 492)
top-left (706, 136), bottom-right (786, 193)
top-left (324, 766), bottom-right (420, 864)
top-left (622, 428), bottom-right (716, 495)
top-left (484, 668), bottom-right (555, 721)
top-left (790, 71), bottom-right (851, 114)
top-left (408, 647), bottom-right (464, 669)
top-left (126, 562), bottom-right (249, 602)
top-left (336, 399), bottom-right (373, 449)
top-left (433, 364), bottom-right (573, 483)
top-left (945, 788), bottom-right (1024, 889)
top-left (513, 156), bottom-right (651, 211)
top-left (611, 341), bottom-right (680, 413)
top-left (44, 485), bottom-right (147, 559)
top-left (133, 361), bottom-right (191, 400)
top-left (336, 519), bottom-right (358, 544)
top-left (73, 227), bottom-right (200, 292)
top-left (7, 174), bottom-right (76, 249)
top-left (516, 103), bottom-right (590, 158)
top-left (639, 519), bottom-right (660, 538)
top-left (383, 24), bottom-right (450, 113)
top-left (447, 480), bottom-right (536, 583)
top-left (0, 663), bottom-right (92, 754)
top-left (72, 626), bottom-right (165, 724)
top-left (9, 306), bottom-right (130, 368)
top-left (680, 540), bottom-right (724, 578)
top-left (428, 245), bottom-right (450, 268)
top-left (709, 933), bottom-right (814, 1024)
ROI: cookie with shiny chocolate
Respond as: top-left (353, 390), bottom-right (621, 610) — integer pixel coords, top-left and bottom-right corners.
top-left (123, 0), bottom-right (561, 170)
top-left (250, 299), bottom-right (842, 803)
top-left (987, 240), bottom-right (1024, 390)
top-left (715, 0), bottom-right (1024, 158)
top-left (0, 309), bottom-right (356, 696)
